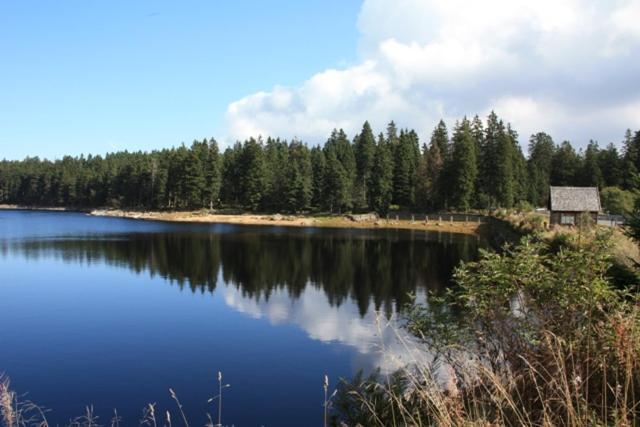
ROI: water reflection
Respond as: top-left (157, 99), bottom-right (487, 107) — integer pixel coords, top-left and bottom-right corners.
top-left (3, 229), bottom-right (479, 317)
top-left (223, 283), bottom-right (432, 374)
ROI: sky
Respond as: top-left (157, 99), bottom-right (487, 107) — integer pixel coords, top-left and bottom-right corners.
top-left (2, 0), bottom-right (640, 160)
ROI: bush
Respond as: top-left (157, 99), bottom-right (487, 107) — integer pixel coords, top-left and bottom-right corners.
top-left (337, 233), bottom-right (640, 426)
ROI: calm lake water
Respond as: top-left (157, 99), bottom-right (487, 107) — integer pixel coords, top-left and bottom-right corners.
top-left (0, 210), bottom-right (480, 426)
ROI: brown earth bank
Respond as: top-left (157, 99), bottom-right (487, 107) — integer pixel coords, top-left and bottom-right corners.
top-left (0, 204), bottom-right (485, 235)
top-left (88, 208), bottom-right (485, 235)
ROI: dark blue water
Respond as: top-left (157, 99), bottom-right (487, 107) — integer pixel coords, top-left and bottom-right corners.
top-left (0, 210), bottom-right (480, 426)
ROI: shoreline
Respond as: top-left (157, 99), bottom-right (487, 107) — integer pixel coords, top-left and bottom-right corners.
top-left (0, 205), bottom-right (485, 235)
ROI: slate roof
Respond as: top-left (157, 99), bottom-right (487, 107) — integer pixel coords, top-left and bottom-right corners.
top-left (549, 186), bottom-right (601, 212)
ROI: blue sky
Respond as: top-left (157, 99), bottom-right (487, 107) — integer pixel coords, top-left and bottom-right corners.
top-left (2, 0), bottom-right (640, 160)
top-left (0, 1), bottom-right (361, 160)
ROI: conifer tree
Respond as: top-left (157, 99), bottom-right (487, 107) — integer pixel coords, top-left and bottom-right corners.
top-left (478, 112), bottom-right (501, 208)
top-left (599, 143), bottom-right (622, 187)
top-left (323, 129), bottom-right (355, 212)
top-left (324, 145), bottom-right (350, 213)
top-left (623, 129), bottom-right (640, 190)
top-left (263, 138), bottom-right (289, 211)
top-left (415, 143), bottom-right (430, 211)
top-left (580, 140), bottom-right (603, 187)
top-left (354, 121), bottom-right (376, 209)
top-left (393, 130), bottom-right (417, 207)
top-left (370, 134), bottom-right (394, 215)
top-left (495, 122), bottom-right (515, 208)
top-left (221, 143), bottom-right (242, 206)
top-left (424, 121), bottom-right (448, 210)
top-left (239, 138), bottom-right (266, 210)
top-left (310, 146), bottom-right (326, 209)
top-left (551, 141), bottom-right (580, 186)
top-left (204, 139), bottom-right (222, 209)
top-left (527, 132), bottom-right (555, 206)
top-left (448, 119), bottom-right (478, 211)
top-left (285, 140), bottom-right (312, 212)
top-left (509, 125), bottom-right (528, 204)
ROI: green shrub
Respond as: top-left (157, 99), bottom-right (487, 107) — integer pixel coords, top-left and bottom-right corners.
top-left (337, 233), bottom-right (640, 426)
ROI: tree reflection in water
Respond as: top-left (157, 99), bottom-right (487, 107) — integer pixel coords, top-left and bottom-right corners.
top-left (5, 228), bottom-right (480, 318)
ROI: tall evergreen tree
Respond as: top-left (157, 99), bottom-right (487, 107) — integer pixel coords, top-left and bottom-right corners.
top-left (370, 134), bottom-right (394, 215)
top-left (551, 141), bottom-right (580, 186)
top-left (323, 129), bottom-right (355, 212)
top-left (448, 119), bottom-right (478, 211)
top-left (599, 143), bottom-right (622, 187)
top-left (393, 130), bottom-right (418, 207)
top-left (354, 121), bottom-right (376, 209)
top-left (527, 132), bottom-right (555, 206)
top-left (509, 126), bottom-right (528, 204)
top-left (424, 121), bottom-right (448, 210)
top-left (262, 138), bottom-right (289, 211)
top-left (310, 146), bottom-right (326, 209)
top-left (324, 145), bottom-right (350, 213)
top-left (221, 143), bottom-right (243, 206)
top-left (623, 129), bottom-right (640, 190)
top-left (580, 140), bottom-right (603, 187)
top-left (204, 139), bottom-right (222, 209)
top-left (494, 120), bottom-right (515, 208)
top-left (414, 143), bottom-right (430, 211)
top-left (476, 112), bottom-right (501, 207)
top-left (239, 138), bottom-right (266, 210)
top-left (285, 140), bottom-right (312, 212)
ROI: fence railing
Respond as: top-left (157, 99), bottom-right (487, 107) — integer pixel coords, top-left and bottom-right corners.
top-left (382, 212), bottom-right (489, 223)
top-left (597, 214), bottom-right (625, 227)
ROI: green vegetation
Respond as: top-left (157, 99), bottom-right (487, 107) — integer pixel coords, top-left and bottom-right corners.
top-left (2, 114), bottom-right (639, 214)
top-left (335, 230), bottom-right (640, 426)
top-left (601, 186), bottom-right (637, 215)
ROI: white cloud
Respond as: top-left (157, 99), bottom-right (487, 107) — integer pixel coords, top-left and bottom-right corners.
top-left (224, 0), bottom-right (640, 149)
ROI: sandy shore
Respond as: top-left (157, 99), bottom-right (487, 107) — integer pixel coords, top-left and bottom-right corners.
top-left (89, 209), bottom-right (484, 235)
top-left (0, 204), bottom-right (484, 235)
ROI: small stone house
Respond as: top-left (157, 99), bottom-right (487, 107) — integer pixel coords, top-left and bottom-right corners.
top-left (549, 186), bottom-right (601, 226)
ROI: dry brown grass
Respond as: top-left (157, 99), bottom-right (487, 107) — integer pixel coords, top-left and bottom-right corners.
top-left (0, 375), bottom-right (49, 427)
top-left (340, 312), bottom-right (640, 427)
top-left (0, 372), bottom-right (240, 427)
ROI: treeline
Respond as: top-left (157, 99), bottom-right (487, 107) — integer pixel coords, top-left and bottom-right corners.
top-left (1, 112), bottom-right (640, 214)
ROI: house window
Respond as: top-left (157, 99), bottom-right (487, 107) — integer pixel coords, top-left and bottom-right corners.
top-left (560, 213), bottom-right (575, 225)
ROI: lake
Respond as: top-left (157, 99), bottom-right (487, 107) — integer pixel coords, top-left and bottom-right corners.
top-left (0, 210), bottom-right (481, 426)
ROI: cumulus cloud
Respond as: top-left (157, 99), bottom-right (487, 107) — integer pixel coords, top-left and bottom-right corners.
top-left (225, 0), bottom-right (640, 149)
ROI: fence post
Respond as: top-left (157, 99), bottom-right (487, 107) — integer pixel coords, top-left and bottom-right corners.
top-left (450, 215), bottom-right (453, 223)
